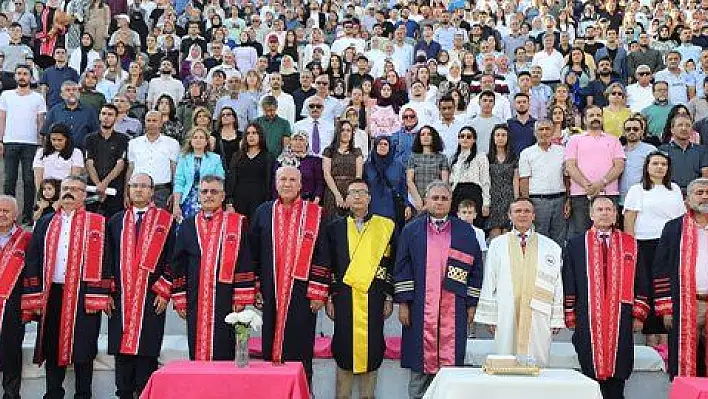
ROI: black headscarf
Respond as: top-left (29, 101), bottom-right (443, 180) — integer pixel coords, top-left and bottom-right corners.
top-left (366, 136), bottom-right (394, 185)
top-left (79, 33), bottom-right (94, 74)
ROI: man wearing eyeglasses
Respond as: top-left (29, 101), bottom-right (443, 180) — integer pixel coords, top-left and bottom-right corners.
top-left (325, 179), bottom-right (395, 399)
top-left (393, 180), bottom-right (483, 399)
top-left (301, 74), bottom-right (345, 121)
top-left (171, 174), bottom-right (254, 361)
top-left (106, 173), bottom-right (174, 398)
top-left (626, 65), bottom-right (655, 113)
top-left (23, 175), bottom-right (112, 399)
top-left (9, 0), bottom-right (36, 46)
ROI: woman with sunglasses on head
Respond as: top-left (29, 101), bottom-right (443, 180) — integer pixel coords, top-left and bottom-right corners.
top-left (225, 123), bottom-right (273, 219)
top-left (603, 82), bottom-right (632, 138)
top-left (623, 150), bottom-right (685, 349)
top-left (486, 124), bottom-right (519, 239)
top-left (406, 125), bottom-right (449, 213)
top-left (449, 126), bottom-right (490, 226)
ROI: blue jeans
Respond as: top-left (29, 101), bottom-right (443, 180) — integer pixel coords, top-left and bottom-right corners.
top-left (3, 143), bottom-right (37, 222)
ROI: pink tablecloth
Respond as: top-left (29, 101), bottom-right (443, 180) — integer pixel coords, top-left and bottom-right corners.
top-left (140, 361), bottom-right (310, 399)
top-left (669, 377), bottom-right (708, 399)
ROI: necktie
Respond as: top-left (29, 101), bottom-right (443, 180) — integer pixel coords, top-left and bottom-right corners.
top-left (135, 211), bottom-right (145, 236)
top-left (519, 233), bottom-right (527, 255)
top-left (312, 120), bottom-right (321, 154)
top-left (600, 233), bottom-right (610, 286)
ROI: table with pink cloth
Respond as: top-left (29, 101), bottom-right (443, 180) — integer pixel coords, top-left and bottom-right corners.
top-left (139, 360), bottom-right (310, 399)
top-left (670, 377), bottom-right (708, 399)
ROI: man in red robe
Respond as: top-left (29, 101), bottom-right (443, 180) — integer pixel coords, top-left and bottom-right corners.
top-left (563, 196), bottom-right (648, 399)
top-left (0, 195), bottom-right (32, 399)
top-left (172, 174), bottom-right (255, 361)
top-left (654, 178), bottom-right (708, 377)
top-left (106, 173), bottom-right (175, 398)
top-left (23, 175), bottom-right (113, 399)
top-left (250, 166), bottom-right (330, 386)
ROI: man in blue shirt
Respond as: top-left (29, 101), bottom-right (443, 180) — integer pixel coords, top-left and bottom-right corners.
top-left (394, 6), bottom-right (419, 39)
top-left (39, 47), bottom-right (79, 109)
top-left (507, 93), bottom-right (537, 156)
top-left (41, 81), bottom-right (99, 149)
top-left (414, 25), bottom-right (441, 60)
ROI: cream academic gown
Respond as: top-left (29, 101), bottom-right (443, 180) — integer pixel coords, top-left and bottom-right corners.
top-left (476, 231), bottom-right (565, 366)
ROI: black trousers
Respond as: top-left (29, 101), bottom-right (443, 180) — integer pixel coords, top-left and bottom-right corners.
top-left (2, 358), bottom-right (22, 399)
top-left (598, 377), bottom-right (626, 399)
top-left (43, 285), bottom-right (94, 399)
top-left (114, 354), bottom-right (158, 399)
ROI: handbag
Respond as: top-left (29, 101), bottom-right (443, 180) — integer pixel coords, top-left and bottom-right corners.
top-left (381, 173), bottom-right (406, 224)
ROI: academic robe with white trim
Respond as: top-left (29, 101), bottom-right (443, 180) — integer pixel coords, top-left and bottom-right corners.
top-left (171, 210), bottom-right (255, 361)
top-left (476, 231), bottom-right (565, 367)
top-left (249, 199), bottom-right (331, 367)
top-left (563, 230), bottom-right (648, 382)
top-left (393, 216), bottom-right (483, 374)
top-left (0, 228), bottom-right (32, 373)
top-left (653, 215), bottom-right (706, 377)
top-left (106, 208), bottom-right (175, 358)
top-left (326, 213), bottom-right (396, 374)
top-left (22, 210), bottom-right (113, 366)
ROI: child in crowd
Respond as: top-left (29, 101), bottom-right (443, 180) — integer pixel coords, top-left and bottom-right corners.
top-left (32, 178), bottom-right (61, 222)
top-left (458, 199), bottom-right (488, 258)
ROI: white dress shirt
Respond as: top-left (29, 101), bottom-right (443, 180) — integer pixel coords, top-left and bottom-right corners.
top-left (127, 135), bottom-right (180, 185)
top-left (293, 117), bottom-right (335, 157)
top-left (697, 227), bottom-right (708, 294)
top-left (531, 49), bottom-right (565, 82)
top-left (53, 211), bottom-right (75, 284)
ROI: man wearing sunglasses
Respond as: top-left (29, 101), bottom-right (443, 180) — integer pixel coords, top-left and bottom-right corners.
top-left (626, 65), bottom-right (655, 113)
top-left (393, 180), bottom-right (483, 399)
top-left (171, 174), bottom-right (255, 361)
top-left (295, 94), bottom-right (335, 156)
top-left (619, 118), bottom-right (656, 207)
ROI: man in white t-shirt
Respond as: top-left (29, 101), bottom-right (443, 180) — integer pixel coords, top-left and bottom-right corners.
top-left (0, 64), bottom-right (46, 223)
top-left (626, 65), bottom-right (655, 113)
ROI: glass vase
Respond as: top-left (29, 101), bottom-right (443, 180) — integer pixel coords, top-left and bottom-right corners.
top-left (235, 332), bottom-right (249, 368)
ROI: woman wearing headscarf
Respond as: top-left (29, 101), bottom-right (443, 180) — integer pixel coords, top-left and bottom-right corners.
top-left (273, 131), bottom-right (324, 203)
top-left (364, 136), bottom-right (409, 228)
top-left (68, 32), bottom-right (101, 75)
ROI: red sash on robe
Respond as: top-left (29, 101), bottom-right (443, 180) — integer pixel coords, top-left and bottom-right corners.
top-left (118, 206), bottom-right (172, 355)
top-left (677, 211), bottom-right (707, 376)
top-left (0, 228), bottom-right (32, 336)
top-left (271, 198), bottom-right (322, 363)
top-left (37, 209), bottom-right (106, 366)
top-left (585, 228), bottom-right (636, 381)
top-left (193, 210), bottom-right (245, 361)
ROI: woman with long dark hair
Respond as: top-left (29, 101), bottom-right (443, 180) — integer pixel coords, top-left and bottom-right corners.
top-left (32, 123), bottom-right (84, 189)
top-left (155, 94), bottom-right (186, 143)
top-left (213, 106), bottom-right (241, 171)
top-left (449, 126), bottom-right (491, 224)
top-left (486, 124), bottom-right (519, 238)
top-left (322, 119), bottom-right (363, 217)
top-left (623, 150), bottom-right (685, 348)
top-left (406, 125), bottom-right (449, 212)
top-left (364, 135), bottom-right (410, 227)
top-left (561, 48), bottom-right (594, 108)
top-left (225, 123), bottom-right (274, 218)
top-left (661, 105), bottom-right (698, 143)
top-left (68, 33), bottom-right (100, 75)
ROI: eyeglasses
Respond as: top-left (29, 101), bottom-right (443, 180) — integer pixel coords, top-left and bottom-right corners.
top-left (199, 188), bottom-right (223, 195)
top-left (610, 91), bottom-right (624, 96)
top-left (309, 103), bottom-right (324, 109)
top-left (429, 195), bottom-right (450, 201)
top-left (458, 134), bottom-right (473, 139)
top-left (129, 183), bottom-right (153, 189)
top-left (638, 72), bottom-right (650, 76)
top-left (403, 114), bottom-right (417, 119)
top-left (347, 189), bottom-right (369, 196)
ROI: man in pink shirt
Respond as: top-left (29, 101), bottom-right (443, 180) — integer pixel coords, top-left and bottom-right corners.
top-left (564, 105), bottom-right (626, 237)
